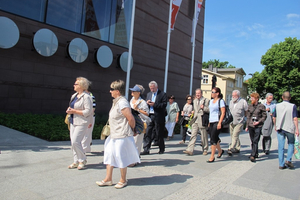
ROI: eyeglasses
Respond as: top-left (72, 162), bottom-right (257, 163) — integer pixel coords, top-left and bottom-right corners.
top-left (211, 91), bottom-right (216, 94)
top-left (74, 84), bottom-right (79, 86)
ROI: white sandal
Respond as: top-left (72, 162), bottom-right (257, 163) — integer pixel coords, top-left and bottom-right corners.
top-left (68, 163), bottom-right (78, 169)
top-left (77, 160), bottom-right (87, 170)
top-left (96, 180), bottom-right (113, 186)
top-left (114, 181), bottom-right (128, 189)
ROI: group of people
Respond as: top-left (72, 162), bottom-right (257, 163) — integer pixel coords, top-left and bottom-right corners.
top-left (65, 77), bottom-right (299, 189)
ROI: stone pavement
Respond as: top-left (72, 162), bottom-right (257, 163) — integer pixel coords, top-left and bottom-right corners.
top-left (1, 125), bottom-right (300, 200)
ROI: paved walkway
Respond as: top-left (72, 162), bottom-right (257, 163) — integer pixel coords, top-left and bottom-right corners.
top-left (1, 125), bottom-right (300, 200)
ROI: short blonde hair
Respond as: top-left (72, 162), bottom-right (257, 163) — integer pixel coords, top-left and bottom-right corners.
top-left (76, 77), bottom-right (91, 90)
top-left (136, 84), bottom-right (145, 94)
top-left (111, 80), bottom-right (125, 96)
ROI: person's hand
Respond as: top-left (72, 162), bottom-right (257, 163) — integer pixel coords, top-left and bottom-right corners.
top-left (200, 104), bottom-right (204, 109)
top-left (253, 121), bottom-right (259, 126)
top-left (296, 130), bottom-right (299, 137)
top-left (245, 127), bottom-right (248, 132)
top-left (266, 108), bottom-right (270, 111)
top-left (175, 118), bottom-right (178, 123)
top-left (217, 123), bottom-right (222, 130)
top-left (147, 100), bottom-right (154, 107)
top-left (88, 124), bottom-right (92, 128)
top-left (66, 107), bottom-right (74, 114)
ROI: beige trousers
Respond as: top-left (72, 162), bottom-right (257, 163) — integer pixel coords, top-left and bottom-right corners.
top-left (186, 123), bottom-right (208, 153)
top-left (70, 124), bottom-right (87, 163)
top-left (229, 123), bottom-right (243, 150)
top-left (134, 133), bottom-right (144, 155)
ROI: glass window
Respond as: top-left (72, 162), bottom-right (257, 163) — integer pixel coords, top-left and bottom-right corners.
top-left (109, 0), bottom-right (132, 47)
top-left (81, 0), bottom-right (111, 42)
top-left (202, 75), bottom-right (208, 84)
top-left (0, 0), bottom-right (47, 22)
top-left (46, 0), bottom-right (83, 33)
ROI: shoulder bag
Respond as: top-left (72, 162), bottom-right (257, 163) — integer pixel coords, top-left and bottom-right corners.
top-left (201, 99), bottom-right (209, 127)
top-left (218, 99), bottom-right (233, 125)
top-left (100, 120), bottom-right (110, 140)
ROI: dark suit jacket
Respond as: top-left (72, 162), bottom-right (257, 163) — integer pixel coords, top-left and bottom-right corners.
top-left (146, 89), bottom-right (168, 123)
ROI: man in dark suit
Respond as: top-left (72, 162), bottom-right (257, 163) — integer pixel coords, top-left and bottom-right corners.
top-left (140, 81), bottom-right (168, 155)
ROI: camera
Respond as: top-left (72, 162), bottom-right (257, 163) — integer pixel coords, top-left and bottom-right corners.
top-left (252, 117), bottom-right (258, 122)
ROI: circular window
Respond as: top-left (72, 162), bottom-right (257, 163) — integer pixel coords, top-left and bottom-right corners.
top-left (0, 16), bottom-right (20, 49)
top-left (119, 52), bottom-right (133, 72)
top-left (95, 45), bottom-right (113, 68)
top-left (33, 28), bottom-right (58, 57)
top-left (67, 38), bottom-right (89, 63)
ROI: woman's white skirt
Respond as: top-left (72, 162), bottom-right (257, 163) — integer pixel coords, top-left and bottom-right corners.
top-left (165, 122), bottom-right (176, 137)
top-left (103, 135), bottom-right (140, 168)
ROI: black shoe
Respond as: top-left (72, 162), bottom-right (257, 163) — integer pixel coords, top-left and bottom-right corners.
top-left (265, 150), bottom-right (269, 155)
top-left (232, 148), bottom-right (240, 153)
top-left (158, 151), bottom-right (164, 154)
top-left (285, 161), bottom-right (294, 168)
top-left (279, 166), bottom-right (287, 170)
top-left (140, 151), bottom-right (149, 155)
top-left (250, 156), bottom-right (256, 162)
top-left (206, 158), bottom-right (215, 163)
top-left (227, 149), bottom-right (233, 156)
top-left (217, 150), bottom-right (224, 158)
top-left (152, 142), bottom-right (159, 146)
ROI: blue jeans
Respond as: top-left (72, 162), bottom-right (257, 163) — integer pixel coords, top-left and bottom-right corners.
top-left (277, 130), bottom-right (295, 167)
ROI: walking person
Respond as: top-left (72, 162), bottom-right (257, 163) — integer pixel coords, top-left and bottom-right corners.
top-left (262, 93), bottom-right (276, 155)
top-left (273, 91), bottom-right (299, 169)
top-left (140, 81), bottom-right (168, 155)
top-left (165, 95), bottom-right (180, 141)
top-left (245, 93), bottom-right (267, 162)
top-left (179, 95), bottom-right (193, 144)
top-left (227, 90), bottom-right (248, 156)
top-left (207, 87), bottom-right (225, 162)
top-left (66, 77), bottom-right (93, 170)
top-left (96, 80), bottom-right (140, 188)
top-left (129, 84), bottom-right (150, 162)
top-left (184, 89), bottom-right (209, 156)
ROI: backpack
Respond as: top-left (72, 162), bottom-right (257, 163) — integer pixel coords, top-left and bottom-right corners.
top-left (218, 99), bottom-right (233, 125)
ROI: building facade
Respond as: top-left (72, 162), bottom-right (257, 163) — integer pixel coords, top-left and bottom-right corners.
top-left (0, 0), bottom-right (205, 114)
top-left (201, 68), bottom-right (248, 104)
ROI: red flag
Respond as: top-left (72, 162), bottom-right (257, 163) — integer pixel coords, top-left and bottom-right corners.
top-left (170, 0), bottom-right (182, 30)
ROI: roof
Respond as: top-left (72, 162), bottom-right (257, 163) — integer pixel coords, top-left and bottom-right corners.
top-left (216, 68), bottom-right (246, 75)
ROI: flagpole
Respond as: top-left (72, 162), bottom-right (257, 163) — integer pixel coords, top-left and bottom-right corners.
top-left (163, 0), bottom-right (173, 93)
top-left (189, 0), bottom-right (198, 95)
top-left (125, 0), bottom-right (136, 99)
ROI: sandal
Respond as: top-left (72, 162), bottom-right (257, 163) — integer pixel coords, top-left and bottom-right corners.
top-left (179, 140), bottom-right (185, 144)
top-left (96, 180), bottom-right (113, 186)
top-left (77, 160), bottom-right (87, 170)
top-left (114, 181), bottom-right (128, 189)
top-left (68, 163), bottom-right (78, 169)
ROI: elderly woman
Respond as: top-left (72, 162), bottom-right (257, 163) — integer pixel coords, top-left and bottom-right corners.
top-left (165, 95), bottom-right (180, 141)
top-left (129, 84), bottom-right (151, 164)
top-left (66, 77), bottom-right (93, 170)
top-left (179, 95), bottom-right (193, 143)
top-left (207, 87), bottom-right (225, 163)
top-left (245, 92), bottom-right (267, 162)
top-left (96, 80), bottom-right (140, 189)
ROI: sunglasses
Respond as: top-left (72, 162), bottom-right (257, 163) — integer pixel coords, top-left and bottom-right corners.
top-left (187, 98), bottom-right (192, 100)
top-left (211, 91), bottom-right (217, 93)
top-left (74, 84), bottom-right (79, 86)
top-left (110, 88), bottom-right (115, 91)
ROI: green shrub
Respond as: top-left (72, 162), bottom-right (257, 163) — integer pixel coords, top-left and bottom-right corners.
top-left (0, 112), bottom-right (107, 141)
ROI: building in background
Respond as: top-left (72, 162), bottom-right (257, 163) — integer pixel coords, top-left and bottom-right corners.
top-left (201, 67), bottom-right (248, 104)
top-left (0, 0), bottom-right (205, 114)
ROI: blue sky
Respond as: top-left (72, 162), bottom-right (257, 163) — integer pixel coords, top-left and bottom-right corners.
top-left (202, 0), bottom-right (300, 80)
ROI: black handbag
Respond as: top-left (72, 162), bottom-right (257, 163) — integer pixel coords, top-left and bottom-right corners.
top-left (201, 99), bottom-right (209, 127)
top-left (218, 99), bottom-right (233, 125)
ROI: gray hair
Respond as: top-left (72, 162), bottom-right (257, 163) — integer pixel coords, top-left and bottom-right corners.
top-left (148, 81), bottom-right (158, 88)
top-left (195, 88), bottom-right (202, 94)
top-left (265, 93), bottom-right (273, 98)
top-left (76, 77), bottom-right (91, 90)
top-left (232, 90), bottom-right (240, 96)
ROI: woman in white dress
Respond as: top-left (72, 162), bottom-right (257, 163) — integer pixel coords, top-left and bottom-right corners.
top-left (96, 80), bottom-right (140, 189)
top-left (165, 95), bottom-right (180, 141)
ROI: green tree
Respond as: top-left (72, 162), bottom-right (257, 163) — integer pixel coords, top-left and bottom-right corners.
top-left (249, 37), bottom-right (300, 105)
top-left (202, 59), bottom-right (236, 69)
top-left (247, 70), bottom-right (268, 97)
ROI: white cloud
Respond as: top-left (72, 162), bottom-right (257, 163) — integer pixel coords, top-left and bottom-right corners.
top-left (287, 13), bottom-right (300, 19)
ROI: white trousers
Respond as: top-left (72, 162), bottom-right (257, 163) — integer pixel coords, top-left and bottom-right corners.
top-left (82, 117), bottom-right (95, 153)
top-left (165, 122), bottom-right (176, 137)
top-left (134, 133), bottom-right (144, 155)
top-left (70, 124), bottom-right (87, 163)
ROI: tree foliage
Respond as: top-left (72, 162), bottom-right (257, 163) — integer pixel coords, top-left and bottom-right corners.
top-left (202, 59), bottom-right (236, 69)
top-left (248, 37), bottom-right (300, 105)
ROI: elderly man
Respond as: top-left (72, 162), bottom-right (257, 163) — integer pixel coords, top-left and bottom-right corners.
top-left (262, 93), bottom-right (276, 155)
top-left (140, 81), bottom-right (168, 155)
top-left (273, 91), bottom-right (299, 169)
top-left (228, 90), bottom-right (248, 156)
top-left (183, 88), bottom-right (209, 156)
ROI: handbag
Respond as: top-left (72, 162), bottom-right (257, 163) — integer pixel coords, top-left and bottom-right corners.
top-left (294, 136), bottom-right (300, 159)
top-left (178, 117), bottom-right (185, 126)
top-left (132, 109), bottom-right (144, 134)
top-left (218, 99), bottom-right (233, 125)
top-left (100, 120), bottom-right (110, 140)
top-left (201, 99), bottom-right (209, 127)
top-left (64, 114), bottom-right (70, 130)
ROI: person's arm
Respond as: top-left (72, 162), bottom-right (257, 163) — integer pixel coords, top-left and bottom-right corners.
top-left (203, 98), bottom-right (210, 113)
top-left (217, 100), bottom-right (225, 130)
top-left (121, 107), bottom-right (135, 129)
top-left (293, 117), bottom-right (299, 136)
top-left (176, 111), bottom-right (180, 123)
